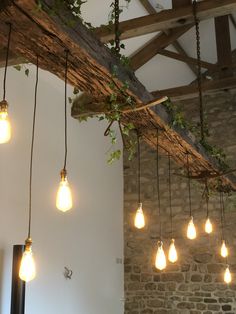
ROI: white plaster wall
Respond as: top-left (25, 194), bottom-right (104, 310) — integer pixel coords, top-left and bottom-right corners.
top-left (0, 67), bottom-right (124, 314)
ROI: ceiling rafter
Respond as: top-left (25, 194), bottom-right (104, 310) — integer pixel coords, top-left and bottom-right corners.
top-left (151, 76), bottom-right (236, 101)
top-left (130, 24), bottom-right (193, 71)
top-left (95, 0), bottom-right (236, 43)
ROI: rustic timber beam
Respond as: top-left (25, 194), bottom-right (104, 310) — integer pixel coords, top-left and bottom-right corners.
top-left (0, 0), bottom-right (235, 191)
top-left (158, 49), bottom-right (217, 71)
top-left (215, 15), bottom-right (233, 78)
top-left (130, 24), bottom-right (193, 71)
top-left (95, 0), bottom-right (236, 43)
top-left (151, 77), bottom-right (236, 101)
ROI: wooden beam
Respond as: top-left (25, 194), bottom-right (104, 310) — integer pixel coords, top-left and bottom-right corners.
top-left (130, 24), bottom-right (192, 71)
top-left (0, 0), bottom-right (235, 191)
top-left (151, 77), bottom-right (236, 101)
top-left (95, 0), bottom-right (236, 43)
top-left (215, 15), bottom-right (233, 78)
top-left (139, 0), bottom-right (156, 14)
top-left (172, 0), bottom-right (192, 8)
top-left (158, 49), bottom-right (217, 71)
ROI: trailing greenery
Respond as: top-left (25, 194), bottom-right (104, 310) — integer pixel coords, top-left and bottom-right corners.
top-left (163, 99), bottom-right (229, 171)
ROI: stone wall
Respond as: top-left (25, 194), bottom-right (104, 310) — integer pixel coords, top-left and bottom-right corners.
top-left (124, 90), bottom-right (236, 314)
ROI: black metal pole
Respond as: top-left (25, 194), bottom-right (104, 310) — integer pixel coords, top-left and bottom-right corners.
top-left (11, 245), bottom-right (25, 314)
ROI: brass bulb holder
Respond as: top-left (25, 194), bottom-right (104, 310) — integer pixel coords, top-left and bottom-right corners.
top-left (60, 169), bottom-right (67, 181)
top-left (25, 238), bottom-right (33, 251)
top-left (0, 100), bottom-right (8, 112)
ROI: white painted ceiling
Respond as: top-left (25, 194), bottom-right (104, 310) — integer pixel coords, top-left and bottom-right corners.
top-left (81, 0), bottom-right (236, 93)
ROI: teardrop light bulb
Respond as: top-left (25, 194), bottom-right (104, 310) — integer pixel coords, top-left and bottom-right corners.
top-left (205, 217), bottom-right (213, 234)
top-left (56, 170), bottom-right (73, 212)
top-left (134, 203), bottom-right (145, 229)
top-left (0, 100), bottom-right (11, 144)
top-left (221, 240), bottom-right (228, 258)
top-left (168, 239), bottom-right (178, 263)
top-left (187, 216), bottom-right (197, 240)
top-left (155, 242), bottom-right (166, 270)
top-left (19, 239), bottom-right (36, 282)
top-left (224, 266), bottom-right (232, 284)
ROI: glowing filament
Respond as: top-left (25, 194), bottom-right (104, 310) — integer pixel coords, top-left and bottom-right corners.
top-left (187, 216), bottom-right (197, 240)
top-left (0, 105), bottom-right (11, 144)
top-left (19, 242), bottom-right (36, 282)
top-left (155, 242), bottom-right (166, 270)
top-left (134, 203), bottom-right (145, 229)
top-left (168, 239), bottom-right (178, 263)
top-left (224, 266), bottom-right (232, 284)
top-left (56, 171), bottom-right (73, 212)
top-left (205, 217), bottom-right (213, 234)
top-left (221, 240), bottom-right (228, 258)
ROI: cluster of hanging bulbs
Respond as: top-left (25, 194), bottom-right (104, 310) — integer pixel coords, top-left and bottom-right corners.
top-left (1, 24), bottom-right (73, 283)
top-left (133, 135), bottom-right (232, 284)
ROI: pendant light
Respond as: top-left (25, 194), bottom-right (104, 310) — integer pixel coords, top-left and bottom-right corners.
top-left (224, 265), bottom-right (232, 284)
top-left (0, 23), bottom-right (12, 144)
top-left (56, 50), bottom-right (73, 212)
top-left (134, 133), bottom-right (145, 229)
top-left (155, 129), bottom-right (166, 270)
top-left (204, 182), bottom-right (213, 234)
top-left (186, 154), bottom-right (197, 240)
top-left (220, 192), bottom-right (228, 258)
top-left (167, 154), bottom-right (178, 263)
top-left (19, 57), bottom-right (39, 282)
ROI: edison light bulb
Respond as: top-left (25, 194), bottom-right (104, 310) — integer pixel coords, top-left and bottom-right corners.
top-left (168, 239), bottom-right (178, 263)
top-left (187, 216), bottom-right (197, 240)
top-left (155, 242), bottom-right (166, 270)
top-left (0, 100), bottom-right (11, 144)
top-left (221, 240), bottom-right (228, 258)
top-left (205, 217), bottom-right (213, 234)
top-left (224, 266), bottom-right (232, 284)
top-left (134, 203), bottom-right (145, 229)
top-left (56, 170), bottom-right (73, 212)
top-left (19, 239), bottom-right (36, 282)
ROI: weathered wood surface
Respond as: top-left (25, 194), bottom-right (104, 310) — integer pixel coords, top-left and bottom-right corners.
top-left (0, 0), bottom-right (235, 190)
top-left (96, 0), bottom-right (236, 43)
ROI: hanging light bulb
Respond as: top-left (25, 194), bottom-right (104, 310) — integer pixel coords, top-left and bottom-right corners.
top-left (187, 216), bottom-right (197, 240)
top-left (56, 169), bottom-right (73, 212)
top-left (19, 57), bottom-right (39, 282)
top-left (168, 239), bottom-right (178, 263)
top-left (224, 266), bottom-right (232, 284)
top-left (221, 240), bottom-right (228, 258)
top-left (0, 23), bottom-right (12, 144)
top-left (56, 50), bottom-right (74, 212)
top-left (205, 217), bottom-right (213, 234)
top-left (134, 203), bottom-right (145, 229)
top-left (19, 238), bottom-right (36, 282)
top-left (0, 100), bottom-right (11, 143)
top-left (155, 241), bottom-right (166, 270)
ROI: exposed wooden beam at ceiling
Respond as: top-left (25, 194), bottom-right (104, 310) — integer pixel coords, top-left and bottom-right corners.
top-left (151, 76), bottom-right (236, 101)
top-left (158, 49), bottom-right (217, 71)
top-left (0, 0), bottom-right (235, 191)
top-left (95, 0), bottom-right (236, 43)
top-left (139, 0), bottom-right (156, 14)
top-left (130, 24), bottom-right (193, 71)
top-left (215, 15), bottom-right (233, 78)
